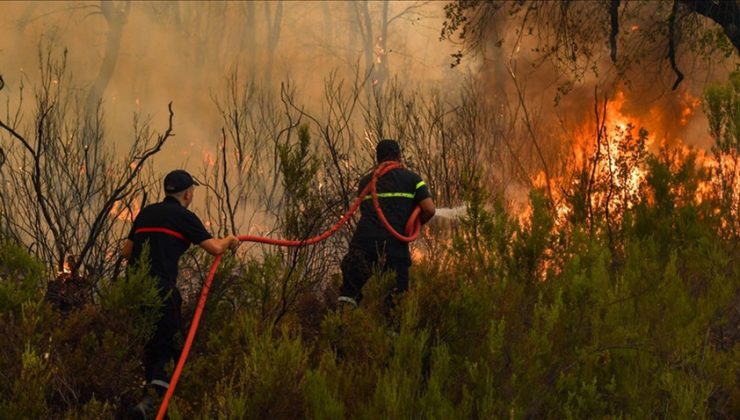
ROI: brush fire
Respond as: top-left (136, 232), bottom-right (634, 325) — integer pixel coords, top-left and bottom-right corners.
top-left (0, 1), bottom-right (738, 418)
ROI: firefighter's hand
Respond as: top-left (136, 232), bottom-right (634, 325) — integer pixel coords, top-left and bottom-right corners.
top-left (226, 235), bottom-right (240, 250)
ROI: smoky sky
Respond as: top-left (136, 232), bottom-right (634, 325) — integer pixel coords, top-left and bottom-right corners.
top-left (0, 1), bottom-right (461, 169)
top-left (1, 0), bottom-right (736, 178)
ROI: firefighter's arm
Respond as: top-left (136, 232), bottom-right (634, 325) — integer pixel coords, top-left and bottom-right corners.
top-left (121, 239), bottom-right (134, 260)
top-left (198, 235), bottom-right (240, 256)
top-left (418, 198), bottom-right (436, 225)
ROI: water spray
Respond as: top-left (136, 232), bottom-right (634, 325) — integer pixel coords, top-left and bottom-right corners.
top-left (433, 203), bottom-right (468, 220)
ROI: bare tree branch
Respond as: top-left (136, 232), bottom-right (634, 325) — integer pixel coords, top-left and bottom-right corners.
top-left (609, 0), bottom-right (620, 63)
top-left (507, 64), bottom-right (555, 207)
top-left (667, 0), bottom-right (685, 90)
top-left (75, 102), bottom-right (174, 273)
top-left (679, 0), bottom-right (740, 54)
top-left (220, 127), bottom-right (237, 234)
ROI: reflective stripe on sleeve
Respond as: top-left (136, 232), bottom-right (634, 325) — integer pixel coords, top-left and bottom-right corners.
top-left (416, 181), bottom-right (426, 189)
top-left (362, 192), bottom-right (415, 200)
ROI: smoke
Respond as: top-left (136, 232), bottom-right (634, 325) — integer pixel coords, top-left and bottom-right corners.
top-left (0, 1), bottom-right (460, 163)
top-left (0, 1), bottom-right (469, 234)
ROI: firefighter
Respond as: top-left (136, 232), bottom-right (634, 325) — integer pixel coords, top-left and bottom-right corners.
top-left (338, 139), bottom-right (435, 311)
top-left (121, 169), bottom-right (239, 419)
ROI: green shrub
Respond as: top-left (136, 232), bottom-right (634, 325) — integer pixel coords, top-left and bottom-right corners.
top-left (0, 240), bottom-right (45, 314)
top-left (181, 311), bottom-right (308, 419)
top-left (303, 353), bottom-right (345, 420)
top-left (0, 337), bottom-right (52, 418)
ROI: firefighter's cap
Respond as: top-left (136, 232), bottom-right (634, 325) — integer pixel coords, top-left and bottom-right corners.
top-left (376, 139), bottom-right (401, 162)
top-left (164, 169), bottom-right (199, 193)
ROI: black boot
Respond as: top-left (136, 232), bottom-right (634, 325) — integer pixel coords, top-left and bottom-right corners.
top-left (129, 395), bottom-right (154, 419)
top-left (129, 383), bottom-right (168, 419)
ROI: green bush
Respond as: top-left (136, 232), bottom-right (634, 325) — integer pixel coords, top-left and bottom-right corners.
top-left (0, 240), bottom-right (45, 314)
top-left (0, 241), bottom-right (162, 417)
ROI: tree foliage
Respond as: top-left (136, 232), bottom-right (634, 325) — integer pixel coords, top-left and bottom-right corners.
top-left (441, 0), bottom-right (740, 91)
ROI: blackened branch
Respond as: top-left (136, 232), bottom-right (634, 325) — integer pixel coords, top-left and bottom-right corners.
top-left (679, 0), bottom-right (740, 55)
top-left (668, 0), bottom-right (684, 90)
top-left (609, 0), bottom-right (620, 63)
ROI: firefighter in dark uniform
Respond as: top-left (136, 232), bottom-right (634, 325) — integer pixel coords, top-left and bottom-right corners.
top-left (338, 139), bottom-right (436, 310)
top-left (121, 169), bottom-right (239, 419)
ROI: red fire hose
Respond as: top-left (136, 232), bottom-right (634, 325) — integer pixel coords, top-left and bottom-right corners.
top-left (156, 161), bottom-right (422, 419)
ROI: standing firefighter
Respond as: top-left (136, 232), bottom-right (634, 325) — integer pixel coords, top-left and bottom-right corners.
top-left (121, 169), bottom-right (239, 419)
top-left (339, 139), bottom-right (436, 310)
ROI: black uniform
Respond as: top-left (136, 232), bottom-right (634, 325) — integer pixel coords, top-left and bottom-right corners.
top-left (340, 166), bottom-right (431, 304)
top-left (127, 196), bottom-right (212, 390)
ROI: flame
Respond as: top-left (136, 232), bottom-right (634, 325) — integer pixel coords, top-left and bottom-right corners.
top-left (544, 90), bottom-right (650, 223)
top-left (523, 87), bottom-right (736, 235)
top-left (62, 260), bottom-right (72, 275)
top-left (110, 199), bottom-right (141, 222)
top-left (374, 36), bottom-right (385, 64)
top-left (410, 247), bottom-right (424, 264)
top-left (678, 92), bottom-right (701, 126)
top-left (57, 255), bottom-right (76, 278)
top-left (203, 150), bottom-right (216, 167)
top-left (532, 170), bottom-right (548, 189)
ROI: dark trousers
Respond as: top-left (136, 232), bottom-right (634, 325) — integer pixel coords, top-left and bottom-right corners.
top-left (144, 287), bottom-right (183, 388)
top-left (339, 246), bottom-right (410, 305)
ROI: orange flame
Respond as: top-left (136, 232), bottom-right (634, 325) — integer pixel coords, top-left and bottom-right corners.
top-left (110, 199), bottom-right (141, 222)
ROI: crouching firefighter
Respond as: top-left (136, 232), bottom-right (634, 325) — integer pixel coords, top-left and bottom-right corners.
top-left (338, 139), bottom-right (435, 312)
top-left (121, 169), bottom-right (239, 419)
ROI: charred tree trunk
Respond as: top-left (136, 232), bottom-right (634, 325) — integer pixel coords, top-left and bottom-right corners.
top-left (679, 0), bottom-right (740, 54)
top-left (345, 2), bottom-right (360, 67)
top-left (375, 0), bottom-right (390, 91)
top-left (355, 1), bottom-right (375, 80)
top-left (263, 0), bottom-right (283, 89)
top-left (86, 1), bottom-right (130, 115)
top-left (322, 0), bottom-right (333, 49)
top-left (243, 1), bottom-right (257, 78)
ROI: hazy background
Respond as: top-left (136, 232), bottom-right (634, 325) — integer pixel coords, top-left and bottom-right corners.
top-left (0, 1), bottom-right (466, 171)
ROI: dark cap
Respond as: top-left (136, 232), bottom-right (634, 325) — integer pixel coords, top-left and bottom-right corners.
top-left (164, 169), bottom-right (199, 194)
top-left (376, 139), bottom-right (401, 162)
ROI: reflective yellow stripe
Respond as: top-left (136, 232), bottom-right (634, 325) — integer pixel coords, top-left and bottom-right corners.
top-left (416, 181), bottom-right (426, 189)
top-left (362, 192), bottom-right (415, 200)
